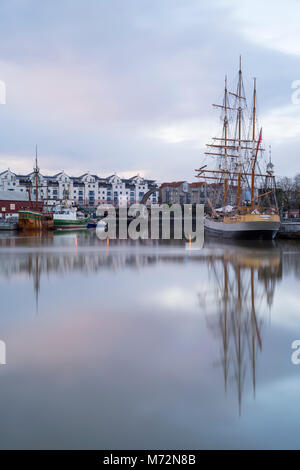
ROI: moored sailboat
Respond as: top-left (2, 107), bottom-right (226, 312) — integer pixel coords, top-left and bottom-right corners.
top-left (195, 58), bottom-right (280, 240)
top-left (18, 147), bottom-right (54, 231)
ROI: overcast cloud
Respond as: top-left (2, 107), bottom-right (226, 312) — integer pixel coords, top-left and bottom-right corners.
top-left (0, 0), bottom-right (299, 182)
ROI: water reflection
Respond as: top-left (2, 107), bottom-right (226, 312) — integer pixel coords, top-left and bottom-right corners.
top-left (0, 232), bottom-right (300, 447)
top-left (204, 244), bottom-right (282, 414)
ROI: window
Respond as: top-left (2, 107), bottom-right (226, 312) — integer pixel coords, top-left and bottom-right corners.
top-left (10, 204), bottom-right (15, 210)
top-left (2, 207), bottom-right (6, 212)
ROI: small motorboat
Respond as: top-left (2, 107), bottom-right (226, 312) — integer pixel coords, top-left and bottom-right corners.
top-left (0, 218), bottom-right (18, 231)
top-left (87, 220), bottom-right (98, 229)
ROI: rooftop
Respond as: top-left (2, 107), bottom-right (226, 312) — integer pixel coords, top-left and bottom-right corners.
top-left (0, 190), bottom-right (30, 201)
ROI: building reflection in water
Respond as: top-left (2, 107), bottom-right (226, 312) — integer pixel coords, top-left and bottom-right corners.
top-left (0, 233), bottom-right (285, 416)
top-left (0, 232), bottom-right (175, 312)
top-left (204, 243), bottom-right (282, 415)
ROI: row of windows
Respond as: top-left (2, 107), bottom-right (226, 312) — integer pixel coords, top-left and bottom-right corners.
top-left (1, 204), bottom-right (15, 211)
top-left (2, 186), bottom-right (157, 195)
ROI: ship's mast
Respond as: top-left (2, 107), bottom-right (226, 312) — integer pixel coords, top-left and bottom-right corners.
top-left (236, 56), bottom-right (242, 210)
top-left (195, 58), bottom-right (276, 214)
top-left (224, 76), bottom-right (228, 204)
top-left (34, 144), bottom-right (39, 207)
top-left (251, 128), bottom-right (262, 209)
top-left (252, 77), bottom-right (256, 142)
top-left (250, 78), bottom-right (257, 210)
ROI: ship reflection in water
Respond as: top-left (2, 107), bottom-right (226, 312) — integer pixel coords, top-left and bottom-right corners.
top-left (203, 245), bottom-right (282, 416)
top-left (0, 231), bottom-right (299, 449)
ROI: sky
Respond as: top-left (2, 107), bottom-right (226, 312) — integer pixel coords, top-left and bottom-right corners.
top-left (0, 0), bottom-right (300, 182)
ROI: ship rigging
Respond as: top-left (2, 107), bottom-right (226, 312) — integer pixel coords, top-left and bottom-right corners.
top-left (195, 57), bottom-right (280, 239)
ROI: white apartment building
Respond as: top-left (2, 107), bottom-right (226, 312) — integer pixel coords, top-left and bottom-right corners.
top-left (0, 169), bottom-right (158, 207)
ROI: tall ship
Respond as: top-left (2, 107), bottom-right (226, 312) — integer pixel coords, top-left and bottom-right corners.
top-left (195, 58), bottom-right (280, 239)
top-left (18, 148), bottom-right (54, 232)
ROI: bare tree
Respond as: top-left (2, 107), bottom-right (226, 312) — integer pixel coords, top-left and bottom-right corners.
top-left (277, 177), bottom-right (296, 212)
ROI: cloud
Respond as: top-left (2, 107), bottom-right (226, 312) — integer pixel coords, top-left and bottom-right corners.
top-left (217, 0), bottom-right (300, 56)
top-left (263, 104), bottom-right (300, 143)
top-left (0, 0), bottom-right (299, 181)
top-left (142, 118), bottom-right (216, 146)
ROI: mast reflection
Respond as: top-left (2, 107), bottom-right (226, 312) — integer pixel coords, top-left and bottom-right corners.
top-left (205, 243), bottom-right (282, 415)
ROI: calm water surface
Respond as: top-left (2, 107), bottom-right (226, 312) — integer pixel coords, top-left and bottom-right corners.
top-left (0, 230), bottom-right (299, 449)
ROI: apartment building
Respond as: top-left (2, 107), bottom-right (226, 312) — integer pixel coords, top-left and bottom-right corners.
top-left (0, 169), bottom-right (158, 207)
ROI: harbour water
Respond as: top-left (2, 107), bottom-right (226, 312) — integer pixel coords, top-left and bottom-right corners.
top-left (0, 231), bottom-right (300, 449)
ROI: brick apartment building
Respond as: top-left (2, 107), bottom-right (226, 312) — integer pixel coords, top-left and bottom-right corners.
top-left (0, 190), bottom-right (43, 218)
top-left (160, 181), bottom-right (238, 208)
top-left (160, 181), bottom-right (207, 205)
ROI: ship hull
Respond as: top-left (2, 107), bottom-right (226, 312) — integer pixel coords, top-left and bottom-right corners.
top-left (53, 218), bottom-right (89, 230)
top-left (205, 217), bottom-right (280, 240)
top-left (0, 221), bottom-right (18, 231)
top-left (18, 211), bottom-right (54, 231)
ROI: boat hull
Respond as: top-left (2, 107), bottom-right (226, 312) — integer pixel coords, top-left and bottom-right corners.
top-left (0, 221), bottom-right (18, 231)
top-left (53, 218), bottom-right (89, 230)
top-left (205, 217), bottom-right (280, 240)
top-left (18, 211), bottom-right (54, 231)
